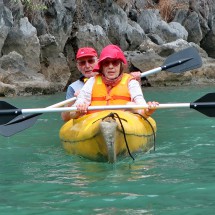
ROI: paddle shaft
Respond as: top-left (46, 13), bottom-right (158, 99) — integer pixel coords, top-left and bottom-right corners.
top-left (141, 58), bottom-right (192, 77)
top-left (47, 97), bottom-right (76, 108)
top-left (0, 92), bottom-right (214, 137)
top-left (0, 102), bottom-right (214, 115)
top-left (19, 96), bottom-right (77, 118)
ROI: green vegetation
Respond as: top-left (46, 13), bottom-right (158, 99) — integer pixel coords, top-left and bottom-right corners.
top-left (10, 0), bottom-right (48, 22)
top-left (12, 0), bottom-right (47, 11)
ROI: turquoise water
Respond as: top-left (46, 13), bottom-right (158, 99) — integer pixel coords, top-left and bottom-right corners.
top-left (0, 86), bottom-right (215, 214)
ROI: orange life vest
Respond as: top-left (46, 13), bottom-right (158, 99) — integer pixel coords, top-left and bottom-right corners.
top-left (88, 73), bottom-right (133, 114)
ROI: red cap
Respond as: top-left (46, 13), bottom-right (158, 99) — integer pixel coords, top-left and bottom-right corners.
top-left (93, 45), bottom-right (127, 72)
top-left (76, 47), bottom-right (98, 59)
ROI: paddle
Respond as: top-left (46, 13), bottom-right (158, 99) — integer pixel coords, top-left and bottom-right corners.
top-left (0, 97), bottom-right (76, 137)
top-left (140, 46), bottom-right (202, 77)
top-left (0, 93), bottom-right (214, 137)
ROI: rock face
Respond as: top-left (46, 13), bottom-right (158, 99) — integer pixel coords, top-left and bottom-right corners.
top-left (0, 0), bottom-right (215, 97)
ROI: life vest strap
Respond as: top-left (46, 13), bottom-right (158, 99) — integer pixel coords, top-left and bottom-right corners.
top-left (92, 95), bottom-right (130, 101)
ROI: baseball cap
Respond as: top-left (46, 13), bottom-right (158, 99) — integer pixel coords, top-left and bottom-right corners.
top-left (76, 47), bottom-right (98, 59)
top-left (93, 44), bottom-right (127, 72)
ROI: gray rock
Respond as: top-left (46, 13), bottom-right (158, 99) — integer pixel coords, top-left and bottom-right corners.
top-left (0, 0), bottom-right (214, 96)
top-left (0, 51), bottom-right (25, 72)
top-left (0, 5), bottom-right (13, 52)
top-left (2, 17), bottom-right (41, 72)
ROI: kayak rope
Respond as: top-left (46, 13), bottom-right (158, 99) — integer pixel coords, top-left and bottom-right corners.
top-left (101, 112), bottom-right (135, 161)
top-left (134, 113), bottom-right (156, 151)
top-left (92, 112), bottom-right (155, 160)
top-left (92, 115), bottom-right (127, 124)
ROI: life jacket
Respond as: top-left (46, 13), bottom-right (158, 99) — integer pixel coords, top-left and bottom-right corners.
top-left (88, 73), bottom-right (133, 114)
top-left (79, 75), bottom-right (89, 83)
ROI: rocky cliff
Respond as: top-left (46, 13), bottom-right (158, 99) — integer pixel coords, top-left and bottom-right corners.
top-left (0, 0), bottom-right (214, 97)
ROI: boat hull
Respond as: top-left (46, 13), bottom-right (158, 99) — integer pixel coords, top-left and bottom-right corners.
top-left (59, 110), bottom-right (156, 162)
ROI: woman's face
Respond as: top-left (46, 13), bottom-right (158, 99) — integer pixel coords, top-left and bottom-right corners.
top-left (101, 59), bottom-right (121, 79)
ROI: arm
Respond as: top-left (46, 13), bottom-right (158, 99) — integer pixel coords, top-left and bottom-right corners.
top-left (129, 79), bottom-right (146, 104)
top-left (128, 80), bottom-right (158, 117)
top-left (61, 81), bottom-right (84, 122)
top-left (70, 77), bottom-right (95, 119)
top-left (61, 85), bottom-right (76, 122)
top-left (61, 101), bottom-right (76, 122)
top-left (66, 85), bottom-right (75, 100)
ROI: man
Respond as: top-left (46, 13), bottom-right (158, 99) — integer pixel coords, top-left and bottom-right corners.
top-left (61, 47), bottom-right (98, 121)
top-left (66, 47), bottom-right (98, 99)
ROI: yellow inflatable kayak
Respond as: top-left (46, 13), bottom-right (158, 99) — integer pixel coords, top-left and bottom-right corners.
top-left (59, 110), bottom-right (156, 163)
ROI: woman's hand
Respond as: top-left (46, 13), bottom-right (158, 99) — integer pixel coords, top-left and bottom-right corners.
top-left (144, 101), bottom-right (159, 116)
top-left (69, 103), bottom-right (89, 119)
top-left (76, 103), bottom-right (89, 115)
top-left (126, 101), bottom-right (159, 117)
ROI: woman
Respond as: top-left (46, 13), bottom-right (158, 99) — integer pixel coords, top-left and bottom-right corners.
top-left (70, 44), bottom-right (158, 119)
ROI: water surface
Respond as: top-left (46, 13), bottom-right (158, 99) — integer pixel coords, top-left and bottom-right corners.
top-left (0, 86), bottom-right (215, 214)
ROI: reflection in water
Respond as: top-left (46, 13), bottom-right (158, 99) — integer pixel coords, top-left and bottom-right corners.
top-left (22, 150), bottom-right (159, 188)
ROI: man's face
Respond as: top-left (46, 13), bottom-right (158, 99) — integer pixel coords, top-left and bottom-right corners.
top-left (76, 56), bottom-right (98, 78)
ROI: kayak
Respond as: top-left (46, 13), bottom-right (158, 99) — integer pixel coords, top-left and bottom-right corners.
top-left (59, 110), bottom-right (156, 163)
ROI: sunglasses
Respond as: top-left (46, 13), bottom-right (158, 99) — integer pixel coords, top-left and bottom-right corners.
top-left (102, 60), bottom-right (121, 67)
top-left (77, 58), bottom-right (96, 66)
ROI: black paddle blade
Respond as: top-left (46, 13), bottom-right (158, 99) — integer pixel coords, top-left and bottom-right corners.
top-left (0, 101), bottom-right (18, 124)
top-left (5, 113), bottom-right (41, 125)
top-left (162, 47), bottom-right (202, 73)
top-left (190, 93), bottom-right (215, 117)
top-left (0, 114), bottom-right (39, 137)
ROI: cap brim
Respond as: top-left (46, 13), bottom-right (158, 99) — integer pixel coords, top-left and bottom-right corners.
top-left (76, 54), bottom-right (97, 60)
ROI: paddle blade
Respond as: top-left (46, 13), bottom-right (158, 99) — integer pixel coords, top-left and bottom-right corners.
top-left (0, 114), bottom-right (39, 137)
top-left (190, 93), bottom-right (215, 117)
top-left (0, 101), bottom-right (18, 124)
top-left (162, 47), bottom-right (202, 73)
top-left (194, 93), bottom-right (215, 103)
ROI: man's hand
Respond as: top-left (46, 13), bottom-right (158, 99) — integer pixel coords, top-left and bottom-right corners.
top-left (74, 90), bottom-right (81, 97)
top-left (130, 71), bottom-right (141, 83)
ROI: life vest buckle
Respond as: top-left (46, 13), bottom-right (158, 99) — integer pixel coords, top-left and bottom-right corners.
top-left (105, 95), bottom-right (112, 101)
